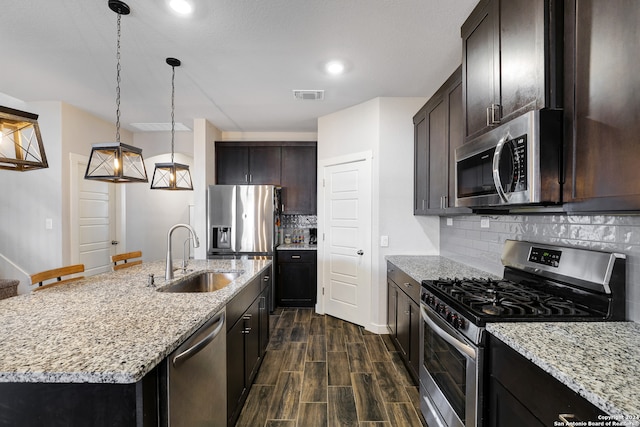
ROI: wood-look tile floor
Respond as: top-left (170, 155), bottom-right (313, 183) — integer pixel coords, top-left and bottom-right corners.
top-left (236, 308), bottom-right (428, 427)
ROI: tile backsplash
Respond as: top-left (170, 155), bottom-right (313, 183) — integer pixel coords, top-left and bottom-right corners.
top-left (440, 214), bottom-right (640, 322)
top-left (279, 214), bottom-right (317, 244)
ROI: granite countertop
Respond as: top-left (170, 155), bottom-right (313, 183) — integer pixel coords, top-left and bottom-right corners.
top-left (0, 258), bottom-right (270, 385)
top-left (385, 255), bottom-right (499, 282)
top-left (487, 322), bottom-right (640, 419)
top-left (277, 243), bottom-right (317, 251)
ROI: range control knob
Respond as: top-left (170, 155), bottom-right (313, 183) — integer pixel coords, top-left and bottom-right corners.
top-left (451, 314), bottom-right (460, 329)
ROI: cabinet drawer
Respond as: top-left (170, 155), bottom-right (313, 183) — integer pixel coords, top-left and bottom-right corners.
top-left (386, 261), bottom-right (420, 304)
top-left (278, 251), bottom-right (316, 263)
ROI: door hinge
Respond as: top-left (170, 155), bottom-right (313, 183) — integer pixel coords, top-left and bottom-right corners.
top-left (322, 287), bottom-right (325, 295)
top-left (322, 233), bottom-right (325, 241)
top-left (323, 178), bottom-right (326, 187)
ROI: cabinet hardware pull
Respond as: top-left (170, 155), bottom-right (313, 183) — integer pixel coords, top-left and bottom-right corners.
top-left (291, 255), bottom-right (301, 259)
top-left (404, 282), bottom-right (412, 288)
top-left (243, 314), bottom-right (252, 320)
top-left (245, 174), bottom-right (248, 182)
top-left (242, 328), bottom-right (252, 334)
top-left (486, 106), bottom-right (492, 127)
top-left (559, 414), bottom-right (579, 422)
top-left (263, 275), bottom-right (270, 281)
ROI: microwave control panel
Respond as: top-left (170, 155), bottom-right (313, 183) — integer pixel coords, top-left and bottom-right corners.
top-left (510, 134), bottom-right (527, 191)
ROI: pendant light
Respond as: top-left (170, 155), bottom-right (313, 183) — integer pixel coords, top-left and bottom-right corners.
top-left (0, 106), bottom-right (48, 171)
top-left (84, 0), bottom-right (148, 183)
top-left (150, 58), bottom-right (193, 190)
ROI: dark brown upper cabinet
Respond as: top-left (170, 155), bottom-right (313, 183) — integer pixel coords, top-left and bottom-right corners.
top-left (461, 0), bottom-right (563, 142)
top-left (216, 143), bottom-right (281, 185)
top-left (563, 0), bottom-right (640, 212)
top-left (216, 141), bottom-right (317, 214)
top-left (414, 67), bottom-right (471, 215)
top-left (281, 144), bottom-right (317, 214)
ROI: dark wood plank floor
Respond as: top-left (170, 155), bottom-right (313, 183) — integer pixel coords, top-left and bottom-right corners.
top-left (236, 308), bottom-right (427, 427)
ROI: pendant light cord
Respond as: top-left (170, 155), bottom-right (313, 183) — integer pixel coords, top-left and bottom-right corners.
top-left (171, 64), bottom-right (176, 164)
top-left (115, 12), bottom-right (122, 143)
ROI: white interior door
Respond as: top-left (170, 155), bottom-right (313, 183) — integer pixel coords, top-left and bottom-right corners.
top-left (322, 155), bottom-right (371, 327)
top-left (70, 155), bottom-right (118, 276)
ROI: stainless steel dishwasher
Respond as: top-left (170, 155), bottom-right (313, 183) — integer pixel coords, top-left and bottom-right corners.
top-left (163, 308), bottom-right (226, 427)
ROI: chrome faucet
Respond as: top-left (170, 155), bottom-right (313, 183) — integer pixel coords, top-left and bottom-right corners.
top-left (166, 223), bottom-right (200, 280)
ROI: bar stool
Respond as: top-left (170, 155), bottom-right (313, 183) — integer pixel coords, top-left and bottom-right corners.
top-left (31, 264), bottom-right (85, 291)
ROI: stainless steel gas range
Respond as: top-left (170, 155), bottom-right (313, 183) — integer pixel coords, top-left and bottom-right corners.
top-left (418, 240), bottom-right (626, 427)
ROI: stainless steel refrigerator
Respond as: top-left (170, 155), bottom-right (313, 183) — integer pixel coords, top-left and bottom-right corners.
top-left (207, 185), bottom-right (278, 258)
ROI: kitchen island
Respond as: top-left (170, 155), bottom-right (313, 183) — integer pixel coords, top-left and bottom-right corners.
top-left (0, 258), bottom-right (271, 426)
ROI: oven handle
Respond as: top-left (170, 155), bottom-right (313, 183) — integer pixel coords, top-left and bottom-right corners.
top-left (421, 305), bottom-right (476, 359)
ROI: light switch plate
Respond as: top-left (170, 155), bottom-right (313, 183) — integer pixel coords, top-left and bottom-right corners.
top-left (446, 218), bottom-right (453, 226)
top-left (380, 235), bottom-right (389, 247)
top-left (45, 218), bottom-right (53, 230)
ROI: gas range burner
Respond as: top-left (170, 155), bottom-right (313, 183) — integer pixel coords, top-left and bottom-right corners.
top-left (430, 276), bottom-right (592, 319)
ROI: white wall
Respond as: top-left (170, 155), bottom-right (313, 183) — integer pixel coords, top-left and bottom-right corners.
top-left (0, 99), bottom-right (134, 293)
top-left (317, 97), bottom-right (439, 332)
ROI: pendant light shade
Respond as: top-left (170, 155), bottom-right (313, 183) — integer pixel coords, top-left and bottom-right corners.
top-left (151, 57), bottom-right (193, 190)
top-left (85, 0), bottom-right (148, 183)
top-left (0, 106), bottom-right (48, 171)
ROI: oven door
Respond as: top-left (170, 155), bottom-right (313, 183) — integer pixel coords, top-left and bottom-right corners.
top-left (419, 303), bottom-right (481, 427)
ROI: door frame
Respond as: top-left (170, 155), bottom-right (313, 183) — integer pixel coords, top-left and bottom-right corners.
top-left (69, 153), bottom-right (126, 266)
top-left (316, 150), bottom-right (373, 329)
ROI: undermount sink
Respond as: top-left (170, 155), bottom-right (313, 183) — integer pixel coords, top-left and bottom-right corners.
top-left (159, 271), bottom-right (242, 293)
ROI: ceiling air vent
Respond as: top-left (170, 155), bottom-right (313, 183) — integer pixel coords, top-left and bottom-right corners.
top-left (293, 90), bottom-right (324, 101)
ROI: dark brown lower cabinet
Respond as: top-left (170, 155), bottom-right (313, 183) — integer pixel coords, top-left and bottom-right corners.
top-left (486, 334), bottom-right (604, 426)
top-left (386, 261), bottom-right (420, 382)
top-left (227, 269), bottom-right (271, 427)
top-left (277, 250), bottom-right (317, 307)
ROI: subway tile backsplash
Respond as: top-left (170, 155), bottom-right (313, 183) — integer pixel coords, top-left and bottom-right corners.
top-left (440, 214), bottom-right (640, 322)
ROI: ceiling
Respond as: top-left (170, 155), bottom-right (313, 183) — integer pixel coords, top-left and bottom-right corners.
top-left (3, 0), bottom-right (479, 133)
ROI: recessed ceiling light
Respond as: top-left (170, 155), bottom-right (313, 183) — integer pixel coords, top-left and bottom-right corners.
top-left (325, 61), bottom-right (345, 75)
top-left (169, 0), bottom-right (193, 15)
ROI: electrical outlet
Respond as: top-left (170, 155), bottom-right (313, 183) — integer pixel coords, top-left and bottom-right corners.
top-left (480, 217), bottom-right (490, 228)
top-left (446, 218), bottom-right (453, 226)
top-left (380, 235), bottom-right (389, 247)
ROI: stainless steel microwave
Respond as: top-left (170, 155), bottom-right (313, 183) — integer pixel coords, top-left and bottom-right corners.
top-left (455, 109), bottom-right (563, 208)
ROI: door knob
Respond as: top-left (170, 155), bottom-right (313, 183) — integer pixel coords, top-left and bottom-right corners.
top-left (357, 250), bottom-right (364, 255)
top-left (111, 240), bottom-right (119, 245)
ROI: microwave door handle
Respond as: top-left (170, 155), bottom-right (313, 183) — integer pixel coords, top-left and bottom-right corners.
top-left (492, 136), bottom-right (509, 203)
top-left (421, 305), bottom-right (476, 359)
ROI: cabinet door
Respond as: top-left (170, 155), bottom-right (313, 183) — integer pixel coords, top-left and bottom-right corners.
top-left (258, 288), bottom-right (270, 356)
top-left (499, 0), bottom-right (547, 122)
top-left (216, 145), bottom-right (248, 184)
top-left (277, 256), bottom-right (316, 307)
top-left (227, 318), bottom-right (246, 424)
top-left (249, 146), bottom-right (281, 185)
top-left (564, 0), bottom-right (640, 211)
top-left (396, 291), bottom-right (411, 358)
top-left (462, 0), bottom-right (500, 141)
top-left (487, 377), bottom-right (544, 427)
top-left (447, 81), bottom-right (464, 207)
top-left (413, 108), bottom-right (429, 214)
top-left (408, 299), bottom-right (420, 378)
top-left (428, 97), bottom-right (448, 210)
top-left (281, 145), bottom-right (317, 214)
top-left (387, 280), bottom-right (398, 336)
top-left (244, 297), bottom-right (262, 386)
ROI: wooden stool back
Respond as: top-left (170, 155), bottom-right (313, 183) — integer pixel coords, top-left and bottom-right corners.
top-left (31, 264), bottom-right (85, 291)
top-left (111, 251), bottom-right (143, 271)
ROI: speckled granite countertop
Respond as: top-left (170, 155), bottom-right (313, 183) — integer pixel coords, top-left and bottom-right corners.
top-left (385, 255), bottom-right (499, 282)
top-left (0, 258), bottom-right (270, 385)
top-left (277, 243), bottom-right (317, 251)
top-left (487, 322), bottom-right (640, 419)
